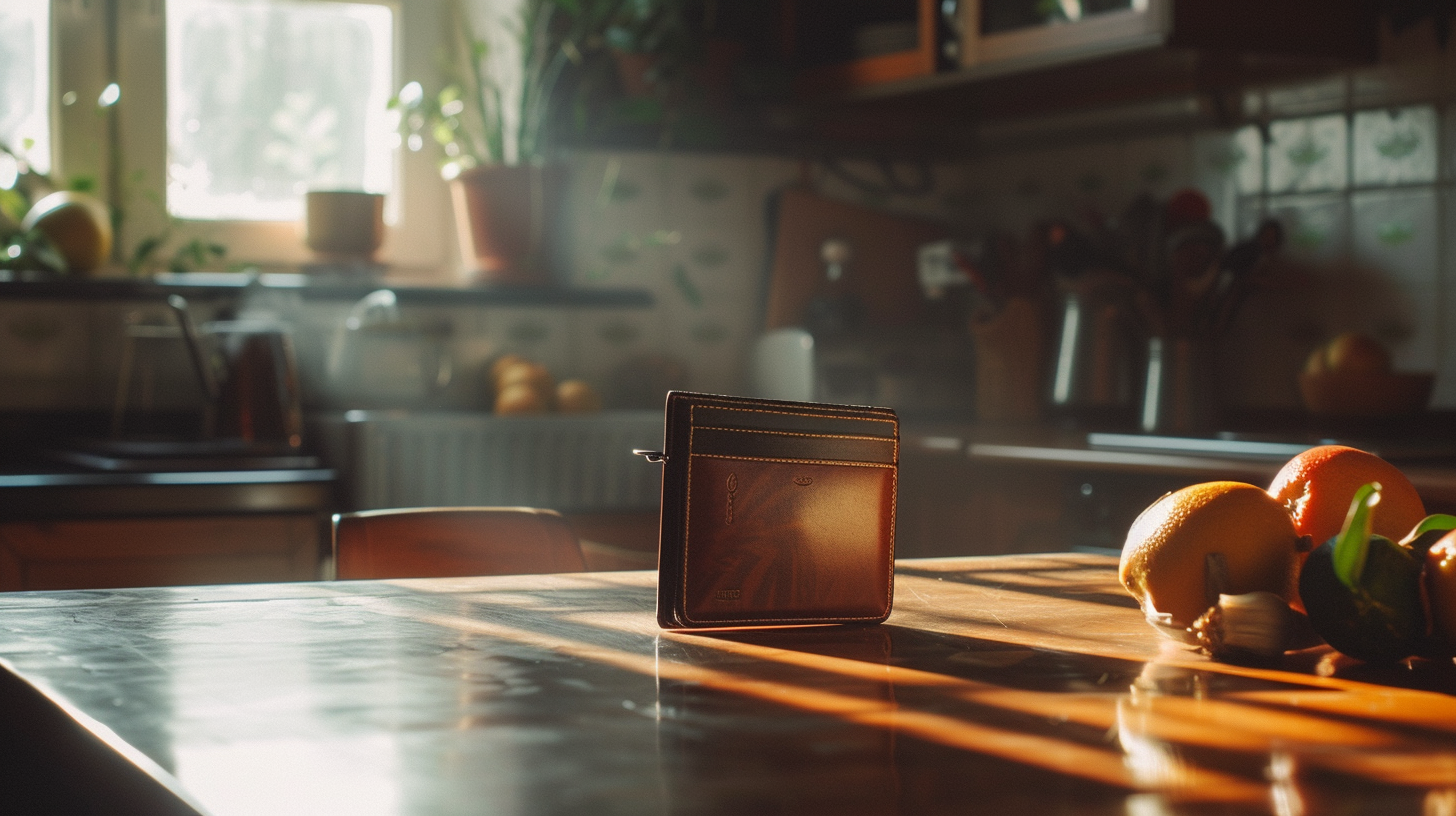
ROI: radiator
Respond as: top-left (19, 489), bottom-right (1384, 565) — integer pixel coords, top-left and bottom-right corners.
top-left (311, 410), bottom-right (664, 512)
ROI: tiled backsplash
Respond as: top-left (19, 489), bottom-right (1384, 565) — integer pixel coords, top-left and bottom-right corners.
top-left (953, 65), bottom-right (1456, 410)
top-left (7, 54), bottom-right (1456, 416)
top-left (0, 151), bottom-right (803, 414)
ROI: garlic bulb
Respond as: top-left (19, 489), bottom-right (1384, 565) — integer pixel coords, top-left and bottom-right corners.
top-left (1189, 592), bottom-right (1293, 663)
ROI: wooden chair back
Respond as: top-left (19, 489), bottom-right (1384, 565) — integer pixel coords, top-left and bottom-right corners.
top-left (332, 507), bottom-right (587, 580)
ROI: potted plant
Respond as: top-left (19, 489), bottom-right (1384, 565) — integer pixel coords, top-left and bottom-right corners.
top-left (395, 0), bottom-right (736, 282)
top-left (394, 0), bottom-right (635, 285)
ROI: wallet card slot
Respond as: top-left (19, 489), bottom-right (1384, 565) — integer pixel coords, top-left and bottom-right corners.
top-left (690, 426), bottom-right (895, 465)
top-left (691, 405), bottom-right (896, 439)
top-left (680, 454), bottom-right (894, 625)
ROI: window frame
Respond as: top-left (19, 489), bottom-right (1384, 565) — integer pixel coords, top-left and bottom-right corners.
top-left (50, 0), bottom-right (455, 275)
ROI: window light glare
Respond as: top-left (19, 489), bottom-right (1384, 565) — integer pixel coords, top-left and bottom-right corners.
top-left (98, 82), bottom-right (121, 107)
top-left (6, 245), bottom-right (20, 259)
top-left (0, 154), bottom-right (18, 190)
top-left (440, 99), bottom-right (464, 117)
top-left (407, 133), bottom-right (423, 152)
top-left (397, 81), bottom-right (423, 108)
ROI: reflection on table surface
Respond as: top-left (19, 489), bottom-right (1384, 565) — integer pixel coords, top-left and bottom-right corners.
top-left (0, 553), bottom-right (1454, 815)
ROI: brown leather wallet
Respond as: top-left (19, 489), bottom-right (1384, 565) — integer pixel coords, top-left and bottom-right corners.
top-left (639, 391), bottom-right (897, 629)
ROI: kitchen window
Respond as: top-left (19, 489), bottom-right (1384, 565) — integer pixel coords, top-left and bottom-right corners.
top-left (0, 0), bottom-right (51, 177)
top-left (13, 0), bottom-right (452, 271)
top-left (166, 0), bottom-right (396, 222)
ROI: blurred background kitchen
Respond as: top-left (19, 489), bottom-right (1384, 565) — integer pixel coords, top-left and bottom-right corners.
top-left (2, 0), bottom-right (1454, 590)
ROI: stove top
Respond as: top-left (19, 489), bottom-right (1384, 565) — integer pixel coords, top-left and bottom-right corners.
top-left (46, 438), bottom-right (321, 472)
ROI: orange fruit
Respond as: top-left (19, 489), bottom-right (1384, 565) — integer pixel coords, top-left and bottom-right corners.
top-left (489, 353), bottom-right (529, 384)
top-left (1120, 481), bottom-right (1302, 630)
top-left (496, 360), bottom-right (554, 393)
top-left (556, 379), bottom-right (601, 413)
top-left (494, 382), bottom-right (549, 415)
top-left (1267, 445), bottom-right (1425, 551)
top-left (1317, 332), bottom-right (1392, 375)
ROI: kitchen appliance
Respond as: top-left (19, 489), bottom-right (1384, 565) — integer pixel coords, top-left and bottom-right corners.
top-left (168, 296), bottom-right (304, 448)
top-left (747, 328), bottom-right (976, 418)
top-left (325, 289), bottom-right (454, 409)
top-left (1047, 270), bottom-right (1146, 424)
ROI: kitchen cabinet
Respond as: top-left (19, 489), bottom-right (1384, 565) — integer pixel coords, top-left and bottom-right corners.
top-left (781, 0), bottom-right (1378, 153)
top-left (0, 515), bottom-right (321, 591)
top-left (0, 468), bottom-right (335, 591)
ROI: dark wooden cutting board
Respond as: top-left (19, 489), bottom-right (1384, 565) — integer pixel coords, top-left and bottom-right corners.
top-left (763, 187), bottom-right (948, 331)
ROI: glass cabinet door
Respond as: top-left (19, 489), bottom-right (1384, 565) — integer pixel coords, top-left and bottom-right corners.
top-left (980, 0), bottom-right (1143, 35)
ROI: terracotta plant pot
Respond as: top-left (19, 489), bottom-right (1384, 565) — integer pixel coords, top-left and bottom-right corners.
top-left (450, 164), bottom-right (564, 285)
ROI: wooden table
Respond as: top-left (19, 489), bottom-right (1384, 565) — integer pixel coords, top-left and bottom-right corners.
top-left (1, 554), bottom-right (1454, 815)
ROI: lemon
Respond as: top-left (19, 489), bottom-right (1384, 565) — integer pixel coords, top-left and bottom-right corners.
top-left (21, 191), bottom-right (112, 274)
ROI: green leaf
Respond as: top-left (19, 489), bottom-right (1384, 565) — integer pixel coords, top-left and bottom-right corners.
top-left (0, 189), bottom-right (26, 224)
top-left (672, 263), bottom-right (702, 308)
top-left (1407, 514), bottom-right (1456, 540)
top-left (432, 121), bottom-right (456, 146)
top-left (1334, 482), bottom-right (1381, 590)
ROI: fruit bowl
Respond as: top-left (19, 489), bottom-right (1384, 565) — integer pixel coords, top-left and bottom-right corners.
top-left (1298, 371), bottom-right (1434, 417)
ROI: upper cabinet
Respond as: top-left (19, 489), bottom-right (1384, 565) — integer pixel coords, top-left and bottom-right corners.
top-left (787, 0), bottom-right (1377, 98)
top-left (774, 0), bottom-right (1379, 151)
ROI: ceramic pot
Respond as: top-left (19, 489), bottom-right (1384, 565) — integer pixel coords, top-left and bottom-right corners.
top-left (450, 164), bottom-right (564, 285)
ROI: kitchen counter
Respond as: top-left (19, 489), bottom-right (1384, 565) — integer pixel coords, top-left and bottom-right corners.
top-left (896, 421), bottom-right (1456, 558)
top-left (902, 422), bottom-right (1456, 502)
top-left (0, 465), bottom-right (335, 519)
top-left (0, 270), bottom-right (654, 307)
top-left (0, 554), bottom-right (1452, 815)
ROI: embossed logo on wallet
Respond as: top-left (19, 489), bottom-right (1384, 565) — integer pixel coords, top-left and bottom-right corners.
top-left (793, 475), bottom-right (813, 486)
top-left (715, 589), bottom-right (741, 601)
top-left (726, 472), bottom-right (737, 523)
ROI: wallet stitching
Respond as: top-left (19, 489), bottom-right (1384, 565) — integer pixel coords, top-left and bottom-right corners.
top-left (696, 425), bottom-right (895, 444)
top-left (691, 406), bottom-right (900, 461)
top-left (695, 404), bottom-right (896, 429)
top-left (692, 453), bottom-right (893, 468)
top-left (680, 403), bottom-right (897, 626)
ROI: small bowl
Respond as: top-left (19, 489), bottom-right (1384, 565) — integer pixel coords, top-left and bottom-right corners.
top-left (1298, 371), bottom-right (1434, 417)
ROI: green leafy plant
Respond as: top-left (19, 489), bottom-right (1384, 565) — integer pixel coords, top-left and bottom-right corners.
top-left (392, 0), bottom-right (717, 173)
top-left (0, 141), bottom-right (69, 275)
top-left (393, 0), bottom-right (633, 172)
top-left (2, 135), bottom-right (227, 278)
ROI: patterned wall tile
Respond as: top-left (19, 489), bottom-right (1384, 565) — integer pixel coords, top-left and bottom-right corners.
top-left (1349, 189), bottom-right (1440, 373)
top-left (661, 293), bottom-right (756, 395)
top-left (1038, 142), bottom-right (1127, 224)
top-left (1268, 115), bottom-right (1348, 194)
top-left (1353, 105), bottom-right (1437, 187)
top-left (569, 308), bottom-right (672, 406)
top-left (1193, 127), bottom-right (1263, 236)
top-left (1122, 135), bottom-right (1194, 201)
top-left (562, 150), bottom-right (672, 290)
top-left (1264, 193), bottom-right (1349, 262)
top-left (0, 301), bottom-right (94, 410)
top-left (1439, 188), bottom-right (1456, 406)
